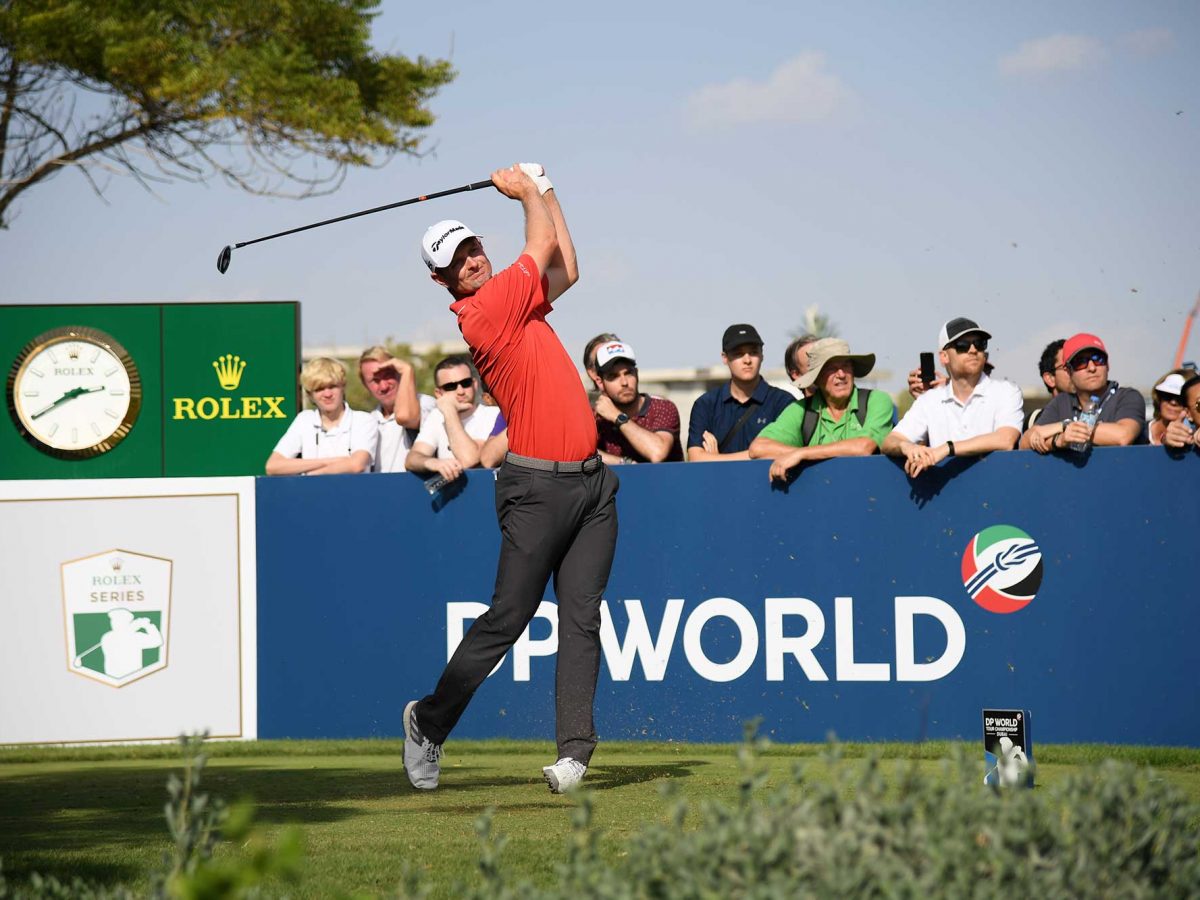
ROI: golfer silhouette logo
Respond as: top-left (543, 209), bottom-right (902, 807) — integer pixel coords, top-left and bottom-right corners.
top-left (62, 549), bottom-right (172, 687)
top-left (73, 609), bottom-right (163, 678)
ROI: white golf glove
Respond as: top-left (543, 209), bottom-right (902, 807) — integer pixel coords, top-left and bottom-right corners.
top-left (518, 162), bottom-right (553, 195)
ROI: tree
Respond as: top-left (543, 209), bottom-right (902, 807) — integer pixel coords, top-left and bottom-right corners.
top-left (791, 303), bottom-right (839, 340)
top-left (0, 0), bottom-right (455, 227)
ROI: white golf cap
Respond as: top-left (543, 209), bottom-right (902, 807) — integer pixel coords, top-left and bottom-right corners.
top-left (1155, 373), bottom-right (1186, 396)
top-left (421, 219), bottom-right (479, 271)
top-left (937, 316), bottom-right (991, 350)
top-left (595, 341), bottom-right (636, 373)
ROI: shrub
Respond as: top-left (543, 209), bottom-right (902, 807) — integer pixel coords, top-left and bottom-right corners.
top-left (442, 728), bottom-right (1200, 899)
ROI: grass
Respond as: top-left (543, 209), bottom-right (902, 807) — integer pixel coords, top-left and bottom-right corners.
top-left (2, 739), bottom-right (1199, 897)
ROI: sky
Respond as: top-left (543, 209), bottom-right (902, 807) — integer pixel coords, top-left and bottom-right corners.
top-left (2, 0), bottom-right (1198, 391)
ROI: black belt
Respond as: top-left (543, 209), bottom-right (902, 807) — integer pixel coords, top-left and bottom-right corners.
top-left (505, 452), bottom-right (602, 474)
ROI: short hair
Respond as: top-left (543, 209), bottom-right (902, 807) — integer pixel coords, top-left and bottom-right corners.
top-left (358, 345), bottom-right (392, 370)
top-left (583, 333), bottom-right (621, 373)
top-left (1037, 339), bottom-right (1066, 396)
top-left (434, 354), bottom-right (474, 379)
top-left (300, 357), bottom-right (346, 394)
top-left (784, 334), bottom-right (819, 378)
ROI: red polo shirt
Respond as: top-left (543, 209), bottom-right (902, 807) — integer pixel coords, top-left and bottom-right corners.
top-left (450, 255), bottom-right (596, 461)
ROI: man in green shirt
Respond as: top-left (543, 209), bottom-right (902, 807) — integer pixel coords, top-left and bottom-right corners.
top-left (749, 338), bottom-right (894, 482)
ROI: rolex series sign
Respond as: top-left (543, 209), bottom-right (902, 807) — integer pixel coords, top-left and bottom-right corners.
top-left (1, 303), bottom-right (299, 479)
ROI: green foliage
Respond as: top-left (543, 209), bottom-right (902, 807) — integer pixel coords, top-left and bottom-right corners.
top-left (792, 302), bottom-right (839, 340)
top-left (0, 732), bottom-right (301, 900)
top-left (0, 0), bottom-right (455, 226)
top-left (438, 731), bottom-right (1200, 899)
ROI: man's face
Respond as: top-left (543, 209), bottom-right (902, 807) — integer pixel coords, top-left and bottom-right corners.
top-left (816, 357), bottom-right (855, 403)
top-left (433, 237), bottom-right (491, 296)
top-left (940, 332), bottom-right (988, 379)
top-left (722, 343), bottom-right (763, 382)
top-left (1185, 382), bottom-right (1200, 427)
top-left (1067, 349), bottom-right (1109, 395)
top-left (790, 341), bottom-right (815, 383)
top-left (310, 381), bottom-right (345, 415)
top-left (360, 359), bottom-right (398, 406)
top-left (434, 364), bottom-right (478, 413)
top-left (597, 363), bottom-right (639, 405)
top-left (1051, 349), bottom-right (1072, 394)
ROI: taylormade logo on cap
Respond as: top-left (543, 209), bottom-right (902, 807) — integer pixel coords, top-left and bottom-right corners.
top-left (421, 219), bottom-right (478, 271)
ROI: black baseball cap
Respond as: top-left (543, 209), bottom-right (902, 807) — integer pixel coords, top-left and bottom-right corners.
top-left (938, 317), bottom-right (991, 349)
top-left (722, 324), bottom-right (764, 353)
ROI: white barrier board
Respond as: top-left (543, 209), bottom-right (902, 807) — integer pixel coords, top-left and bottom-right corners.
top-left (0, 477), bottom-right (256, 745)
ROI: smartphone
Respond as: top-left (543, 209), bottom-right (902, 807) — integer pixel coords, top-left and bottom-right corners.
top-left (919, 352), bottom-right (936, 387)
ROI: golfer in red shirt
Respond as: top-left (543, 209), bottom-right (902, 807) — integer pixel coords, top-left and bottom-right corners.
top-left (403, 164), bottom-right (619, 794)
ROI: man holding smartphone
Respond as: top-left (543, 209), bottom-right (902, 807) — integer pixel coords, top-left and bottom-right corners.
top-left (883, 317), bottom-right (1024, 477)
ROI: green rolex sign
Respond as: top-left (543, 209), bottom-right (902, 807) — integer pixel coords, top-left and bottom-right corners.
top-left (1, 302), bottom-right (299, 479)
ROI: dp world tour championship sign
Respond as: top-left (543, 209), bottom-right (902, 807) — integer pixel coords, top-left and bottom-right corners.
top-left (256, 448), bottom-right (1200, 747)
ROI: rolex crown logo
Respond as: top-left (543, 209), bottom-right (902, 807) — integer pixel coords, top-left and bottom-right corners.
top-left (109, 556), bottom-right (125, 571)
top-left (66, 343), bottom-right (81, 360)
top-left (212, 354), bottom-right (247, 391)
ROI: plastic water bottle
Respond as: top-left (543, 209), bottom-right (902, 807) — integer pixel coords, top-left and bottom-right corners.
top-left (1070, 394), bottom-right (1101, 452)
top-left (424, 473), bottom-right (449, 495)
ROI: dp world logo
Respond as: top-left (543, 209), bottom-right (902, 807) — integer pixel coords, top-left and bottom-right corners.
top-left (961, 525), bottom-right (1042, 614)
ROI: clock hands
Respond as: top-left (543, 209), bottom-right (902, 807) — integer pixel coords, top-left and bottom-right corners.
top-left (30, 385), bottom-right (105, 420)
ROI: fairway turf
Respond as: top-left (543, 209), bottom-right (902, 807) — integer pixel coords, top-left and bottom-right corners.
top-left (2, 740), bottom-right (1199, 897)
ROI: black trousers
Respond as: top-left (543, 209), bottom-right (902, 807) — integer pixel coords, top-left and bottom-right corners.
top-left (417, 456), bottom-right (619, 764)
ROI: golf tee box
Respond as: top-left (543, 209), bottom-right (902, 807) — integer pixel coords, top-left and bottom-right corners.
top-left (983, 708), bottom-right (1034, 788)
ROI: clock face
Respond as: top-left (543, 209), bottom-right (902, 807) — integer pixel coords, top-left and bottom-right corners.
top-left (6, 326), bottom-right (142, 459)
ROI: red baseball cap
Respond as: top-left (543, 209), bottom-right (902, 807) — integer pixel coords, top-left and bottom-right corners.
top-left (1062, 333), bottom-right (1108, 366)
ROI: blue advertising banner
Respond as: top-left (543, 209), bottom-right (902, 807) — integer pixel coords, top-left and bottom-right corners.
top-left (255, 449), bottom-right (1199, 745)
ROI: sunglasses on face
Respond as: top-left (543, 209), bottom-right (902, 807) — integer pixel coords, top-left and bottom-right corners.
top-left (1069, 352), bottom-right (1108, 371)
top-left (948, 336), bottom-right (988, 353)
top-left (437, 377), bottom-right (474, 392)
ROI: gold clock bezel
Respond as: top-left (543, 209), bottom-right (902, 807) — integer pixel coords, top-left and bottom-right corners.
top-left (6, 325), bottom-right (143, 460)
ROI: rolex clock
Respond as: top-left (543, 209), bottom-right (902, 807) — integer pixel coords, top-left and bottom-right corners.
top-left (6, 326), bottom-right (142, 459)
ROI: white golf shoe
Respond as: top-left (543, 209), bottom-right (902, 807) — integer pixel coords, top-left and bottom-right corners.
top-left (542, 757), bottom-right (587, 793)
top-left (403, 700), bottom-right (442, 790)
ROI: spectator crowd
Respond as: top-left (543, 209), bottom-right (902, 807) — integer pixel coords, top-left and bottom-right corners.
top-left (267, 319), bottom-right (1200, 481)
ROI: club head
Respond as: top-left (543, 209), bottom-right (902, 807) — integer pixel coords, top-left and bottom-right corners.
top-left (217, 245), bottom-right (233, 274)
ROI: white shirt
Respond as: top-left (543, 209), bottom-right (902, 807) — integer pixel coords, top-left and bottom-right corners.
top-left (413, 404), bottom-right (501, 460)
top-left (893, 373), bottom-right (1024, 446)
top-left (273, 403), bottom-right (379, 466)
top-left (372, 394), bottom-right (437, 473)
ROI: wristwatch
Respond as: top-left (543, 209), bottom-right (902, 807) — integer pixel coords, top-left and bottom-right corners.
top-left (614, 413), bottom-right (630, 427)
top-left (946, 440), bottom-right (956, 457)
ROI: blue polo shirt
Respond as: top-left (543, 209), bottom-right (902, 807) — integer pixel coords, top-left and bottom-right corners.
top-left (687, 379), bottom-right (796, 454)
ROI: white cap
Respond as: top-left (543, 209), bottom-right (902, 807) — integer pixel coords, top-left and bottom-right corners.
top-left (595, 341), bottom-right (636, 372)
top-left (1155, 373), bottom-right (1186, 396)
top-left (937, 316), bottom-right (991, 350)
top-left (420, 219), bottom-right (478, 271)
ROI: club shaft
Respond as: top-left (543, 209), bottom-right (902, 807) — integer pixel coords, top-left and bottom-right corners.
top-left (234, 179), bottom-right (494, 250)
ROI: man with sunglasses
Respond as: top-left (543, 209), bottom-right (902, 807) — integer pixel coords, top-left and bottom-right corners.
top-left (405, 355), bottom-right (501, 483)
top-left (883, 317), bottom-right (1024, 477)
top-left (1021, 333), bottom-right (1145, 452)
top-left (403, 164), bottom-right (619, 797)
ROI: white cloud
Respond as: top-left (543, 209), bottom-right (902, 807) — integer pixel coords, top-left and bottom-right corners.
top-left (999, 34), bottom-right (1106, 76)
top-left (1121, 27), bottom-right (1174, 57)
top-left (684, 52), bottom-right (853, 129)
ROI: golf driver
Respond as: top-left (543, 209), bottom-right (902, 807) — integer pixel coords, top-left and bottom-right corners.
top-left (73, 641), bottom-right (103, 667)
top-left (216, 178), bottom-right (494, 274)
